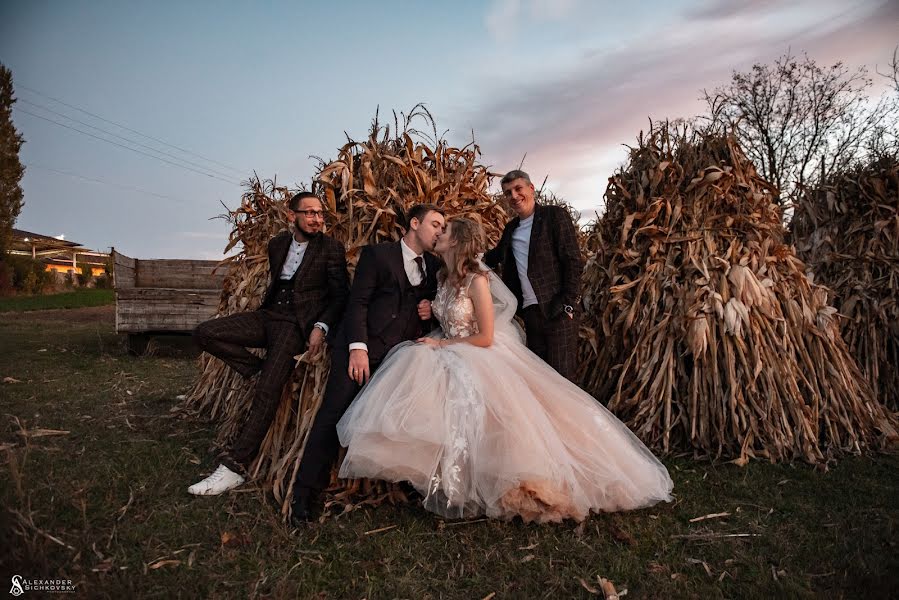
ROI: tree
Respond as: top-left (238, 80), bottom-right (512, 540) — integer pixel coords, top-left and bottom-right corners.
top-left (702, 52), bottom-right (898, 204)
top-left (878, 46), bottom-right (899, 95)
top-left (0, 63), bottom-right (25, 256)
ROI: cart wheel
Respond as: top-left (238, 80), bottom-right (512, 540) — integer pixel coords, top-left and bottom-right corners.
top-left (127, 333), bottom-right (151, 356)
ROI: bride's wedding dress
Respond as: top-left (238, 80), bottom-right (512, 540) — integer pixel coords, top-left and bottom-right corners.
top-left (336, 269), bottom-right (672, 522)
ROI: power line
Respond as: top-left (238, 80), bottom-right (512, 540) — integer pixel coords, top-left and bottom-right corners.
top-left (19, 98), bottom-right (241, 181)
top-left (18, 83), bottom-right (245, 175)
top-left (25, 163), bottom-right (193, 203)
top-left (16, 107), bottom-right (239, 185)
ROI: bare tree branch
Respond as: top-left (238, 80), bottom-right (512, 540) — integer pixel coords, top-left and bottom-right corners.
top-left (700, 51), bottom-right (899, 205)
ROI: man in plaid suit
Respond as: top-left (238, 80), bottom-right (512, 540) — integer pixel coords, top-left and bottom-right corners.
top-left (187, 192), bottom-right (350, 496)
top-left (484, 170), bottom-right (584, 382)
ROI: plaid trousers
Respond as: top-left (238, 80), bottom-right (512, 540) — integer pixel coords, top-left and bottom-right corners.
top-left (520, 305), bottom-right (579, 382)
top-left (193, 306), bottom-right (304, 473)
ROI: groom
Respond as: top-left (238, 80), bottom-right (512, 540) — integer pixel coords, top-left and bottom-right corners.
top-left (290, 203), bottom-right (445, 524)
top-left (484, 170), bottom-right (584, 382)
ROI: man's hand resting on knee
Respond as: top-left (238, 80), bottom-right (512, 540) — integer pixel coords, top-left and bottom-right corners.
top-left (348, 348), bottom-right (370, 385)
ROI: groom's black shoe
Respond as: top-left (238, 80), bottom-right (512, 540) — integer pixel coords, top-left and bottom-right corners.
top-left (398, 480), bottom-right (421, 501)
top-left (289, 489), bottom-right (319, 527)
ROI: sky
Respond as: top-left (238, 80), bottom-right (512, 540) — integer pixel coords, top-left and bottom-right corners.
top-left (1, 0), bottom-right (897, 259)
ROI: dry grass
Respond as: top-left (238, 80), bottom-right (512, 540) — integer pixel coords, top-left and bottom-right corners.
top-left (2, 308), bottom-right (897, 597)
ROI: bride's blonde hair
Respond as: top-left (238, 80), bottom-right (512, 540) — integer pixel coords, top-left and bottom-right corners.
top-left (439, 217), bottom-right (486, 286)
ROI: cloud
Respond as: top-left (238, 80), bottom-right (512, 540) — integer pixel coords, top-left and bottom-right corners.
top-left (485, 0), bottom-right (521, 40)
top-left (485, 0), bottom-right (580, 40)
top-left (528, 0), bottom-right (579, 21)
top-left (686, 0), bottom-right (781, 21)
top-left (178, 231), bottom-right (229, 240)
top-left (466, 0), bottom-right (898, 212)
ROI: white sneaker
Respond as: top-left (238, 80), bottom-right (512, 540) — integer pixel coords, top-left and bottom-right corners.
top-left (187, 464), bottom-right (245, 496)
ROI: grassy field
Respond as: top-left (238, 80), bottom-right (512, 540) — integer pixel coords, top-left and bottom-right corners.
top-left (0, 288), bottom-right (114, 312)
top-left (0, 306), bottom-right (897, 598)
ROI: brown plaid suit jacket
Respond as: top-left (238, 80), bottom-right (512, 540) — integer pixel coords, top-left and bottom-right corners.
top-left (261, 230), bottom-right (350, 336)
top-left (484, 204), bottom-right (584, 318)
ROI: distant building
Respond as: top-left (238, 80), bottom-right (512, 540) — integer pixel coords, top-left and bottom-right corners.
top-left (8, 229), bottom-right (109, 277)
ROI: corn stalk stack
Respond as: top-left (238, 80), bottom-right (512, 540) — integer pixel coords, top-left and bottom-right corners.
top-left (187, 106), bottom-right (509, 518)
top-left (576, 123), bottom-right (897, 464)
top-left (792, 155), bottom-right (899, 410)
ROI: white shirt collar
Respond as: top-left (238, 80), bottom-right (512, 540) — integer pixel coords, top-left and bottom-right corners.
top-left (400, 238), bottom-right (422, 262)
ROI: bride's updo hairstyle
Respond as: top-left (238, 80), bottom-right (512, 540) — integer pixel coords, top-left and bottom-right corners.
top-left (439, 216), bottom-right (486, 285)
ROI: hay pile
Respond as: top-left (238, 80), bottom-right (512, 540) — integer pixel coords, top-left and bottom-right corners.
top-left (792, 155), bottom-right (899, 410)
top-left (187, 107), bottom-right (509, 516)
top-left (577, 123), bottom-right (897, 464)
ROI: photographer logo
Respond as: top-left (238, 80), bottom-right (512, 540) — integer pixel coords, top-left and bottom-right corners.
top-left (8, 575), bottom-right (75, 595)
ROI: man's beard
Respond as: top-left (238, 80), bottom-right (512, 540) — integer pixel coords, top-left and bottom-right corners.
top-left (294, 221), bottom-right (322, 240)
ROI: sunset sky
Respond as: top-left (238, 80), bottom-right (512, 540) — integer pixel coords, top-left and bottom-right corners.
top-left (2, 0), bottom-right (897, 258)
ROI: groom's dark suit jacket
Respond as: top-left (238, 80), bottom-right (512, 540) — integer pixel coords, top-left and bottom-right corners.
top-left (484, 203), bottom-right (583, 318)
top-left (336, 240), bottom-right (440, 363)
top-left (293, 239), bottom-right (441, 494)
top-left (259, 230), bottom-right (350, 337)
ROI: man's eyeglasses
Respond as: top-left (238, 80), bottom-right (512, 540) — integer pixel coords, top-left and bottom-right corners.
top-left (294, 210), bottom-right (326, 219)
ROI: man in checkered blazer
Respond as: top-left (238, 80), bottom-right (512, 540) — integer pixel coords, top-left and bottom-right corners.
top-left (187, 192), bottom-right (350, 496)
top-left (484, 170), bottom-right (584, 382)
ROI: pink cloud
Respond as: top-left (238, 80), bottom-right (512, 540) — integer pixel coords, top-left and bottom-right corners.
top-left (466, 0), bottom-right (899, 213)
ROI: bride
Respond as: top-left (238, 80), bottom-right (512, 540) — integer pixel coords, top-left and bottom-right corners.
top-left (336, 217), bottom-right (673, 522)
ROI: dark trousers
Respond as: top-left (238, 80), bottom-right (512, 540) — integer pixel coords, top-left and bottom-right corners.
top-left (520, 304), bottom-right (579, 382)
top-left (293, 345), bottom-right (384, 497)
top-left (193, 306), bottom-right (304, 473)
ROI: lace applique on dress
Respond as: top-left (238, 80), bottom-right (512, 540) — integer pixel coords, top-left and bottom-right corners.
top-left (426, 273), bottom-right (485, 515)
top-left (432, 274), bottom-right (480, 339)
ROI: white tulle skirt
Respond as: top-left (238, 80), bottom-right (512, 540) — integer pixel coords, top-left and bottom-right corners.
top-left (336, 330), bottom-right (673, 523)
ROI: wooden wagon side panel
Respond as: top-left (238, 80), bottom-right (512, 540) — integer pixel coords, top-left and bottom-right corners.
top-left (112, 250), bottom-right (227, 337)
top-left (115, 288), bottom-right (221, 333)
top-left (134, 259), bottom-right (225, 290)
top-left (112, 251), bottom-right (136, 289)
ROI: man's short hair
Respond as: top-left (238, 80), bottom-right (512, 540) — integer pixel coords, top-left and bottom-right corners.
top-left (406, 203), bottom-right (445, 227)
top-left (500, 170), bottom-right (532, 187)
top-left (289, 192), bottom-right (321, 211)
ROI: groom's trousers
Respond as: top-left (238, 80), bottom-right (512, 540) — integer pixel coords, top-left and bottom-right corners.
top-left (193, 305), bottom-right (304, 474)
top-left (292, 344), bottom-right (384, 496)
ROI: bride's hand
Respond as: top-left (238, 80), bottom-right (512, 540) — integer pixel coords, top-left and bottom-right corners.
top-left (416, 336), bottom-right (442, 347)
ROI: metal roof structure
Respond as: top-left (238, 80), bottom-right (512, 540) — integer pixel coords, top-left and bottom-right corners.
top-left (8, 229), bottom-right (108, 270)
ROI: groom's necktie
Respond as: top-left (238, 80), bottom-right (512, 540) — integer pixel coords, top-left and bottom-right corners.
top-left (413, 256), bottom-right (426, 285)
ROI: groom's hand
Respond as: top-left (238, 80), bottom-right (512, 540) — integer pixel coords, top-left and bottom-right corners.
top-left (417, 299), bottom-right (432, 320)
top-left (348, 349), bottom-right (370, 385)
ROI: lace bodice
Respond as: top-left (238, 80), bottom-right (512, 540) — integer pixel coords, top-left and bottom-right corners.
top-left (433, 274), bottom-right (480, 339)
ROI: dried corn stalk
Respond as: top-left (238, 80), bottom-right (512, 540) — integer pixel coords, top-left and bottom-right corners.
top-left (792, 155), bottom-right (899, 410)
top-left (577, 123), bottom-right (897, 464)
top-left (187, 107), bottom-right (509, 517)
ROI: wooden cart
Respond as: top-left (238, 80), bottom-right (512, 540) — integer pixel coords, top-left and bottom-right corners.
top-left (112, 250), bottom-right (225, 354)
